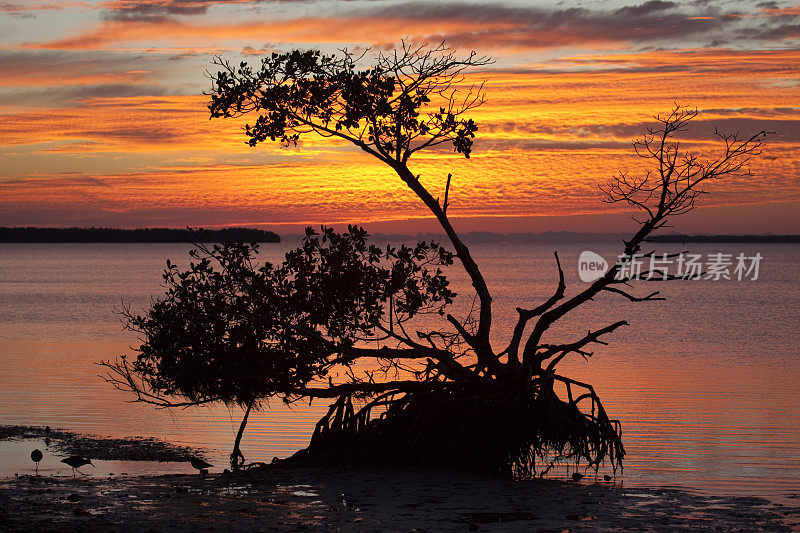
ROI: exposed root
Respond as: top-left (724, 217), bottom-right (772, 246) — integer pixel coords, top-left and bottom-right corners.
top-left (288, 376), bottom-right (624, 477)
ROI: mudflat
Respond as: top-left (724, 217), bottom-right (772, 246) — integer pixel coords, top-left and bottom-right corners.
top-left (2, 465), bottom-right (798, 532)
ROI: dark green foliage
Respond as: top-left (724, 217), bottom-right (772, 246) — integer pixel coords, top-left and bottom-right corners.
top-left (283, 226), bottom-right (455, 341)
top-left (208, 46), bottom-right (485, 161)
top-left (111, 225), bottom-right (455, 407)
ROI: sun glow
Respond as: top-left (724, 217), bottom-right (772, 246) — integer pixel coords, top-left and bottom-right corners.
top-left (1, 2), bottom-right (799, 231)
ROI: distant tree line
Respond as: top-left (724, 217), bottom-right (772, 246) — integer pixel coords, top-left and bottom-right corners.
top-left (0, 227), bottom-right (280, 243)
top-left (647, 234), bottom-right (799, 243)
top-left (283, 231), bottom-right (631, 244)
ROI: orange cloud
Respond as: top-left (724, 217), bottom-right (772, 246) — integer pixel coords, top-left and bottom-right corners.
top-left (760, 5), bottom-right (800, 16)
top-left (2, 46), bottom-right (800, 229)
top-left (31, 17), bottom-right (514, 51)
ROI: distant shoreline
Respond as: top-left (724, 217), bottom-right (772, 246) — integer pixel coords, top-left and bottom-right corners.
top-left (646, 234), bottom-right (800, 244)
top-left (2, 227), bottom-right (797, 244)
top-left (0, 227), bottom-right (280, 243)
top-left (284, 231), bottom-right (800, 244)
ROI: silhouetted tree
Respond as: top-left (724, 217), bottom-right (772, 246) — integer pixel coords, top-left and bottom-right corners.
top-left (105, 230), bottom-right (454, 469)
top-left (102, 43), bottom-right (767, 476)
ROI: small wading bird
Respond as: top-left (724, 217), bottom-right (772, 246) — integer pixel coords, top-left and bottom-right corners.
top-left (61, 456), bottom-right (93, 477)
top-left (189, 457), bottom-right (213, 474)
top-left (30, 449), bottom-right (43, 474)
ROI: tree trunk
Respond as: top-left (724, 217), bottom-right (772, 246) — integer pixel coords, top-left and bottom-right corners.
top-left (230, 400), bottom-right (254, 471)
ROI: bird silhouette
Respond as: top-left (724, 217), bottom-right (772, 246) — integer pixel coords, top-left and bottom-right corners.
top-left (30, 449), bottom-right (43, 474)
top-left (61, 456), bottom-right (93, 477)
top-left (571, 471), bottom-right (585, 482)
top-left (190, 457), bottom-right (213, 473)
top-left (603, 474), bottom-right (613, 482)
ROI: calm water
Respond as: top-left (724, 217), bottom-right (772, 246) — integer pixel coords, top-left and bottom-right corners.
top-left (1, 241), bottom-right (798, 501)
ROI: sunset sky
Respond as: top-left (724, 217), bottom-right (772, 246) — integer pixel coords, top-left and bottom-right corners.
top-left (1, 0), bottom-right (799, 234)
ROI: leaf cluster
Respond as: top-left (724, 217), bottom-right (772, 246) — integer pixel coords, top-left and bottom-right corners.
top-left (115, 226), bottom-right (455, 407)
top-left (207, 43), bottom-right (487, 163)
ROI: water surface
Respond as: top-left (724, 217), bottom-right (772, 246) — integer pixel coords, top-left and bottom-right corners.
top-left (1, 241), bottom-right (798, 501)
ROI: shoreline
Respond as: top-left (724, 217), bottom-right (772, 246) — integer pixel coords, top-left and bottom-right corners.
top-left (2, 465), bottom-right (799, 532)
top-left (2, 425), bottom-right (799, 531)
top-left (0, 425), bottom-right (207, 463)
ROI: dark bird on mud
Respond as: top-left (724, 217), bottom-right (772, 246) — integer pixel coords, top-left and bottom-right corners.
top-left (571, 472), bottom-right (585, 482)
top-left (190, 457), bottom-right (213, 473)
top-left (61, 456), bottom-right (93, 477)
top-left (603, 474), bottom-right (613, 482)
top-left (31, 449), bottom-right (43, 474)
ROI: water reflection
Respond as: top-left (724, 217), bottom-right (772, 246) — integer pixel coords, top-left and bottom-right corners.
top-left (0, 439), bottom-right (199, 477)
top-left (0, 242), bottom-right (798, 500)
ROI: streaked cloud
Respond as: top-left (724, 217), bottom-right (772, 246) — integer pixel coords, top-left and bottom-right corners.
top-left (101, 0), bottom-right (259, 20)
top-left (24, 1), bottom-right (800, 52)
top-left (2, 1), bottom-right (800, 231)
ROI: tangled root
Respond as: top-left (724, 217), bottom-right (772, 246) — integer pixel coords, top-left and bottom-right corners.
top-left (289, 377), bottom-right (624, 477)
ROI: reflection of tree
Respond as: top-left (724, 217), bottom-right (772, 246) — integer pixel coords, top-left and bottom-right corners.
top-left (101, 44), bottom-right (767, 476)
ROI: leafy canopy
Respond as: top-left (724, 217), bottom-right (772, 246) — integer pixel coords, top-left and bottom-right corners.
top-left (208, 44), bottom-right (487, 162)
top-left (115, 226), bottom-right (455, 407)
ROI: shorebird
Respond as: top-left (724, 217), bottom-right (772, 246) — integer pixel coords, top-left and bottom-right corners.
top-left (30, 449), bottom-right (43, 474)
top-left (61, 456), bottom-right (93, 477)
top-left (571, 472), bottom-right (585, 482)
top-left (189, 457), bottom-right (213, 474)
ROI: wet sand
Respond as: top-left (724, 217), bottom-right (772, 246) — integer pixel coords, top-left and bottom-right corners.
top-left (2, 465), bottom-right (799, 532)
top-left (0, 425), bottom-right (205, 463)
top-left (2, 426), bottom-right (798, 531)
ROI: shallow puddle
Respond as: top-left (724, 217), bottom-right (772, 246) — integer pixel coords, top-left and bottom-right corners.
top-left (0, 438), bottom-right (200, 477)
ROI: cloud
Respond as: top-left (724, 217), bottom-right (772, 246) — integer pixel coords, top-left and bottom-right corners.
top-left (0, 0), bottom-right (259, 19)
top-left (529, 47), bottom-right (800, 76)
top-left (701, 106), bottom-right (800, 117)
top-left (28, 1), bottom-right (789, 52)
top-left (2, 144), bottom-right (798, 228)
top-left (0, 50), bottom-right (160, 87)
top-left (100, 0), bottom-right (351, 21)
top-left (759, 3), bottom-right (800, 17)
top-left (0, 83), bottom-right (173, 107)
top-left (102, 0), bottom-right (247, 21)
top-left (352, 2), bottom-right (734, 48)
top-left (0, 50), bottom-right (202, 105)
top-left (737, 22), bottom-right (800, 40)
top-left (477, 115), bottom-right (800, 148)
top-left (614, 0), bottom-right (677, 17)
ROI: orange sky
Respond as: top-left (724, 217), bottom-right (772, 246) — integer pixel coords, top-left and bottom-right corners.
top-left (1, 0), bottom-right (799, 234)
